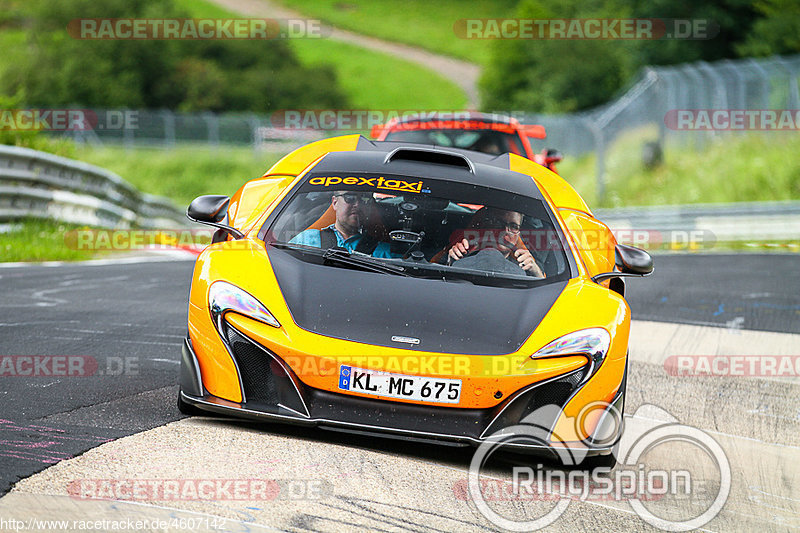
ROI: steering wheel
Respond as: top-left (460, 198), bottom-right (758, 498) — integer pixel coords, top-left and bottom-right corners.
top-left (452, 248), bottom-right (527, 275)
top-left (454, 238), bottom-right (545, 278)
top-left (462, 235), bottom-right (518, 258)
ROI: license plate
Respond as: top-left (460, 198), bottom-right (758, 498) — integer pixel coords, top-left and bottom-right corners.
top-left (338, 365), bottom-right (461, 404)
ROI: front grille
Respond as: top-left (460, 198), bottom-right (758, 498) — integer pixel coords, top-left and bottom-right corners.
top-left (516, 369), bottom-right (585, 422)
top-left (482, 368), bottom-right (587, 437)
top-left (225, 326), bottom-right (279, 405)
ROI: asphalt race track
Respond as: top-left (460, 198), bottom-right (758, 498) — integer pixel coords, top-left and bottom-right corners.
top-left (0, 257), bottom-right (194, 494)
top-left (0, 253), bottom-right (798, 531)
top-left (624, 254), bottom-right (800, 334)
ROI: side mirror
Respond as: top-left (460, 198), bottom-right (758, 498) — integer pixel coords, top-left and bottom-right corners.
top-left (592, 244), bottom-right (653, 284)
top-left (188, 195), bottom-right (229, 223)
top-left (544, 148), bottom-right (563, 165)
top-left (186, 195), bottom-right (244, 239)
top-left (370, 124), bottom-right (385, 139)
top-left (615, 244), bottom-right (654, 275)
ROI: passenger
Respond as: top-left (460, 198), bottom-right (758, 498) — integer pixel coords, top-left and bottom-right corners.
top-left (471, 137), bottom-right (504, 155)
top-left (290, 191), bottom-right (397, 258)
top-left (447, 207), bottom-right (545, 277)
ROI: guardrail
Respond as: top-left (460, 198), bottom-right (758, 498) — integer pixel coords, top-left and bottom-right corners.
top-left (3, 142), bottom-right (795, 248)
top-left (0, 145), bottom-right (186, 228)
top-left (595, 201), bottom-right (800, 245)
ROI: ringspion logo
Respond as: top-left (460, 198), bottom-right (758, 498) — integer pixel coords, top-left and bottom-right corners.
top-left (467, 403), bottom-right (730, 531)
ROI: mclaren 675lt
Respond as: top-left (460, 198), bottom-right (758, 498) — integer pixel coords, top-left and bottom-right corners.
top-left (179, 134), bottom-right (653, 466)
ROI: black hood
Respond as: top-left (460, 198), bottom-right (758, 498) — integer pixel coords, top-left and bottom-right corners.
top-left (268, 248), bottom-right (567, 355)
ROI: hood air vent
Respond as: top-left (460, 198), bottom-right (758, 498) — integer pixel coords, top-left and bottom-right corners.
top-left (384, 147), bottom-right (474, 172)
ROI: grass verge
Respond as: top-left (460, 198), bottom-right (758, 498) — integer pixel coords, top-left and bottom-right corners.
top-left (558, 128), bottom-right (800, 208)
top-left (0, 219), bottom-right (106, 262)
top-left (175, 0), bottom-right (468, 109)
top-left (0, 29), bottom-right (26, 79)
top-left (273, 0), bottom-right (516, 66)
top-left (75, 144), bottom-right (280, 207)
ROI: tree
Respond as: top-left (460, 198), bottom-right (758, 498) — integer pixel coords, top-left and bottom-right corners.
top-left (631, 0), bottom-right (759, 66)
top-left (2, 0), bottom-right (348, 112)
top-left (737, 0), bottom-right (800, 57)
top-left (480, 0), bottom-right (637, 113)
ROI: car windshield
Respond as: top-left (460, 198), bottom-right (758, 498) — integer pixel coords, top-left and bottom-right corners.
top-left (383, 128), bottom-right (524, 156)
top-left (265, 173), bottom-right (571, 287)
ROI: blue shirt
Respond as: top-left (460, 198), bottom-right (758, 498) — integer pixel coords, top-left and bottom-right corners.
top-left (290, 224), bottom-right (397, 258)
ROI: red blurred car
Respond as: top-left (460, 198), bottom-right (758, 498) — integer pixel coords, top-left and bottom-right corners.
top-left (371, 112), bottom-right (563, 173)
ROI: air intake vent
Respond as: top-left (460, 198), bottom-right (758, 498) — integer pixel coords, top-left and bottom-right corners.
top-left (226, 326), bottom-right (278, 405)
top-left (479, 369), bottom-right (587, 439)
top-left (385, 148), bottom-right (474, 172)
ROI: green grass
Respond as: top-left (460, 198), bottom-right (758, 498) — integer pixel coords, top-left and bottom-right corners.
top-left (175, 0), bottom-right (468, 110)
top-left (0, 219), bottom-right (106, 262)
top-left (75, 144), bottom-right (279, 207)
top-left (558, 127), bottom-right (800, 209)
top-left (290, 38), bottom-right (467, 110)
top-left (0, 29), bottom-right (26, 79)
top-left (273, 0), bottom-right (516, 66)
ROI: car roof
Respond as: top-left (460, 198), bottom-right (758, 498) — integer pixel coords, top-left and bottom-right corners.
top-left (391, 111), bottom-right (518, 126)
top-left (304, 138), bottom-right (545, 200)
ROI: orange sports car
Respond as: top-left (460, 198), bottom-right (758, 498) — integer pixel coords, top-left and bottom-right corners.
top-left (178, 134), bottom-right (652, 466)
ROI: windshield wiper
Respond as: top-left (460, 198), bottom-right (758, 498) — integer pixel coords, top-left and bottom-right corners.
top-left (270, 241), bottom-right (534, 285)
top-left (268, 241), bottom-right (323, 253)
top-left (322, 247), bottom-right (410, 277)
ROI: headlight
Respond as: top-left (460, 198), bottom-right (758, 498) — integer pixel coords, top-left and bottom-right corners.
top-left (530, 328), bottom-right (610, 368)
top-left (209, 281), bottom-right (280, 329)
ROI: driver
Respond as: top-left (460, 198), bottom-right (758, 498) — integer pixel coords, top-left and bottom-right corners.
top-left (447, 207), bottom-right (545, 277)
top-left (290, 191), bottom-right (398, 258)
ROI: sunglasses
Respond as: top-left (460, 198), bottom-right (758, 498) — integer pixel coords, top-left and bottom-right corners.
top-left (485, 216), bottom-right (522, 234)
top-left (334, 193), bottom-right (374, 205)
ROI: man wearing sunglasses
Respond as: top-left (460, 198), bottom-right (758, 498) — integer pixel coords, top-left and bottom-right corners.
top-left (290, 191), bottom-right (398, 258)
top-left (447, 208), bottom-right (545, 277)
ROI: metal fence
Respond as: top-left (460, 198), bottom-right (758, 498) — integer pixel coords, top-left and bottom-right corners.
top-left (595, 200), bottom-right (800, 249)
top-left (61, 54), bottom-right (800, 202)
top-left (0, 145), bottom-right (186, 228)
top-left (519, 54), bottom-right (800, 200)
top-left (68, 110), bottom-right (322, 151)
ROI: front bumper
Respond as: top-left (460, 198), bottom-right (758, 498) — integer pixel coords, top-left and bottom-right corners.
top-left (180, 331), bottom-right (624, 456)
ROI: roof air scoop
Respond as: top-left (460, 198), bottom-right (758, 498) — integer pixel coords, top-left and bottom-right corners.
top-left (384, 147), bottom-right (474, 173)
